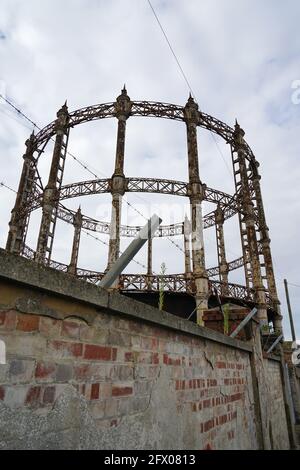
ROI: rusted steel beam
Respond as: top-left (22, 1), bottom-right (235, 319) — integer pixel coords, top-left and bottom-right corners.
top-left (67, 207), bottom-right (82, 275)
top-left (232, 122), bottom-right (269, 332)
top-left (184, 95), bottom-right (208, 326)
top-left (6, 133), bottom-right (37, 255)
top-left (251, 161), bottom-right (282, 331)
top-left (35, 103), bottom-right (70, 265)
top-left (215, 205), bottom-right (229, 295)
top-left (9, 92), bottom-right (280, 336)
top-left (107, 88), bottom-right (132, 274)
top-left (183, 216), bottom-right (192, 275)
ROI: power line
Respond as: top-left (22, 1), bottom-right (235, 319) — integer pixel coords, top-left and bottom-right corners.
top-left (0, 93), bottom-right (40, 130)
top-left (147, 0), bottom-right (195, 98)
top-left (1, 91), bottom-right (184, 258)
top-left (287, 282), bottom-right (300, 289)
top-left (146, 0), bottom-right (232, 178)
top-left (0, 181), bottom-right (17, 194)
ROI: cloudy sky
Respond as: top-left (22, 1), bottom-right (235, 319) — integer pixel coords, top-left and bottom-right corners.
top-left (0, 0), bottom-right (299, 338)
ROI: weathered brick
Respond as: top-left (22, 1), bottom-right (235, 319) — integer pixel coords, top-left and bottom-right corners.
top-left (89, 400), bottom-right (106, 419)
top-left (48, 340), bottom-right (83, 358)
top-left (91, 364), bottom-right (109, 381)
top-left (91, 383), bottom-right (100, 400)
top-left (0, 311), bottom-right (17, 331)
top-left (104, 398), bottom-right (118, 418)
top-left (0, 363), bottom-right (8, 382)
top-left (108, 330), bottom-right (131, 347)
top-left (25, 386), bottom-right (41, 406)
top-left (140, 336), bottom-right (153, 351)
top-left (84, 344), bottom-right (112, 361)
top-left (134, 380), bottom-right (152, 396)
top-left (74, 363), bottom-right (92, 381)
top-left (43, 386), bottom-right (56, 405)
top-left (39, 317), bottom-right (61, 337)
top-left (112, 385), bottom-right (133, 397)
top-left (137, 352), bottom-right (153, 364)
top-left (100, 383), bottom-right (111, 399)
top-left (4, 335), bottom-right (47, 357)
top-left (124, 352), bottom-right (134, 362)
top-left (110, 365), bottom-right (134, 381)
top-left (2, 385), bottom-right (28, 408)
top-left (61, 320), bottom-right (81, 339)
top-left (17, 314), bottom-right (39, 332)
top-left (92, 327), bottom-right (109, 345)
top-left (8, 359), bottom-right (35, 383)
top-left (79, 324), bottom-right (95, 342)
top-left (152, 353), bottom-right (159, 365)
top-left (35, 361), bottom-right (56, 382)
top-left (112, 348), bottom-right (117, 361)
top-left (56, 363), bottom-right (73, 382)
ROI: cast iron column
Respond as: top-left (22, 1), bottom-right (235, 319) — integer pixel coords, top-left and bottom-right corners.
top-left (107, 87), bottom-right (132, 275)
top-left (68, 207), bottom-right (82, 275)
top-left (184, 95), bottom-right (208, 326)
top-left (215, 205), bottom-right (229, 295)
top-left (6, 132), bottom-right (37, 255)
top-left (233, 122), bottom-right (269, 332)
top-left (35, 102), bottom-right (69, 264)
top-left (183, 216), bottom-right (192, 275)
top-left (251, 161), bottom-right (282, 332)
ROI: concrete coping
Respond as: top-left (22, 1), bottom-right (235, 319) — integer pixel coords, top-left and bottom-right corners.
top-left (0, 249), bottom-right (252, 353)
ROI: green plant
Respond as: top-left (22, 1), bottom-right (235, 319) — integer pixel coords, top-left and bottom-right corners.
top-left (158, 262), bottom-right (166, 311)
top-left (223, 303), bottom-right (230, 335)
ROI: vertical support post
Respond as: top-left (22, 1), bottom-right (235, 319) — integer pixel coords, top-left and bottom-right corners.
top-left (35, 102), bottom-right (70, 264)
top-left (233, 121), bottom-right (269, 332)
top-left (184, 95), bottom-right (208, 326)
top-left (146, 236), bottom-right (153, 290)
top-left (215, 205), bottom-right (229, 295)
top-left (107, 87), bottom-right (132, 279)
top-left (68, 207), bottom-right (82, 275)
top-left (183, 216), bottom-right (192, 275)
top-left (6, 132), bottom-right (37, 255)
top-left (284, 279), bottom-right (296, 342)
top-left (252, 161), bottom-right (282, 332)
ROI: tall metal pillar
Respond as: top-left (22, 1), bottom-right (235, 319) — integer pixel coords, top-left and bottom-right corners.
top-left (107, 87), bottom-right (132, 274)
top-left (184, 95), bottom-right (208, 326)
top-left (6, 132), bottom-right (37, 255)
top-left (183, 216), bottom-right (192, 275)
top-left (146, 236), bottom-right (153, 290)
top-left (68, 207), bottom-right (82, 275)
top-left (215, 205), bottom-right (229, 295)
top-left (232, 122), bottom-right (269, 332)
top-left (251, 161), bottom-right (283, 332)
top-left (35, 102), bottom-right (70, 264)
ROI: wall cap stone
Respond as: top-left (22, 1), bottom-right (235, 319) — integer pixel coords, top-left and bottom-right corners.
top-left (0, 249), bottom-right (252, 353)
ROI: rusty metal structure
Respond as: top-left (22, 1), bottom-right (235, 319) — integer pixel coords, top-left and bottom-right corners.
top-left (6, 88), bottom-right (282, 333)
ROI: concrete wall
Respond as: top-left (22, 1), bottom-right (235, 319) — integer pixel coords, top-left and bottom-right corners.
top-left (0, 249), bottom-right (292, 450)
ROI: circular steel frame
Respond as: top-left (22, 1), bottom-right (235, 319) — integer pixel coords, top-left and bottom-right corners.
top-left (8, 96), bottom-right (281, 320)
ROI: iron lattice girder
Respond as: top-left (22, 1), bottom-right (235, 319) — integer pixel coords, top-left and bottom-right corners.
top-left (21, 243), bottom-right (275, 310)
top-left (18, 177), bottom-right (242, 231)
top-left (33, 101), bottom-right (255, 164)
top-left (9, 96), bottom-right (280, 323)
top-left (22, 238), bottom-right (243, 281)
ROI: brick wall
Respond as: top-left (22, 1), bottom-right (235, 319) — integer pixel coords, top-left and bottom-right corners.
top-left (0, 307), bottom-right (259, 449)
top-left (263, 359), bottom-right (290, 449)
top-left (0, 249), bottom-right (293, 450)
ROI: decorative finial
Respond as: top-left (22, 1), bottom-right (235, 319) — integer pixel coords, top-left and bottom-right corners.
top-left (57, 100), bottom-right (69, 118)
top-left (234, 119), bottom-right (245, 137)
